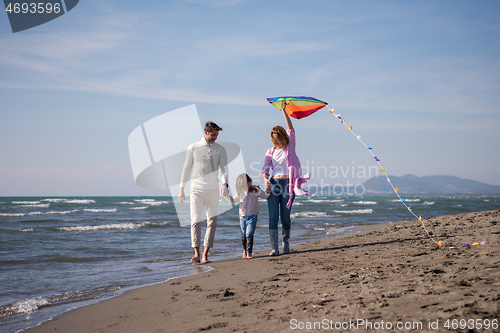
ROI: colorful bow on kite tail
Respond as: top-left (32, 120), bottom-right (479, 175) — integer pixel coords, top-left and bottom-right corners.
top-left (328, 108), bottom-right (441, 247)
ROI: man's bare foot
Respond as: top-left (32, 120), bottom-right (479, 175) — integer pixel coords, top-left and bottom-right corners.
top-left (246, 253), bottom-right (253, 259)
top-left (242, 250), bottom-right (247, 259)
top-left (201, 257), bottom-right (211, 264)
top-left (191, 256), bottom-right (200, 263)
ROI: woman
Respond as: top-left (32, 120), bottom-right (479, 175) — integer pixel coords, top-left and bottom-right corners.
top-left (262, 101), bottom-right (311, 256)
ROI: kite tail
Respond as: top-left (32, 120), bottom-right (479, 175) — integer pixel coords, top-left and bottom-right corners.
top-left (329, 108), bottom-right (440, 247)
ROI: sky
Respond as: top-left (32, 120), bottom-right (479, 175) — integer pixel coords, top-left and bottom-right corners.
top-left (0, 0), bottom-right (499, 197)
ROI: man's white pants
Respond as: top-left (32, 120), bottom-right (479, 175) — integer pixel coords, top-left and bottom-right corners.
top-left (190, 187), bottom-right (219, 248)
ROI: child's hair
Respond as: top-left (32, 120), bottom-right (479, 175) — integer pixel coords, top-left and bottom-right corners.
top-left (235, 173), bottom-right (258, 201)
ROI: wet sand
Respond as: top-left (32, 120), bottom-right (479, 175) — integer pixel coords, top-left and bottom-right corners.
top-left (27, 210), bottom-right (500, 332)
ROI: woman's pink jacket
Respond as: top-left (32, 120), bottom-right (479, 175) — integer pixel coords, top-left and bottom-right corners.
top-left (262, 128), bottom-right (311, 208)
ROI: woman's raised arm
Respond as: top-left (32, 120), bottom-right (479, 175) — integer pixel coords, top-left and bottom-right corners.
top-left (281, 101), bottom-right (293, 130)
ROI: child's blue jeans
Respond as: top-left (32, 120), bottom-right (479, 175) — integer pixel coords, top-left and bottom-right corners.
top-left (240, 214), bottom-right (258, 253)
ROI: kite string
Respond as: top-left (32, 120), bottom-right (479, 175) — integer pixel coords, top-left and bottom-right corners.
top-left (329, 109), bottom-right (439, 246)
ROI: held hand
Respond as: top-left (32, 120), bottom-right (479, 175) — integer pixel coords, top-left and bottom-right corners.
top-left (264, 178), bottom-right (271, 191)
top-left (178, 188), bottom-right (185, 203)
top-left (220, 186), bottom-right (229, 197)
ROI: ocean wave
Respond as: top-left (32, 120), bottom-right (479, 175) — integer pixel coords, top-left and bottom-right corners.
top-left (40, 198), bottom-right (66, 203)
top-left (36, 198), bottom-right (95, 204)
top-left (64, 199), bottom-right (96, 204)
top-left (129, 206), bottom-right (148, 210)
top-left (353, 201), bottom-right (377, 205)
top-left (422, 201), bottom-right (435, 205)
top-left (0, 213), bottom-right (26, 217)
top-left (333, 209), bottom-right (374, 214)
top-left (12, 201), bottom-right (41, 205)
top-left (304, 199), bottom-right (344, 203)
top-left (17, 203), bottom-right (50, 208)
top-left (19, 228), bottom-right (34, 232)
top-left (117, 201), bottom-right (134, 205)
top-left (83, 208), bottom-right (118, 213)
top-left (0, 284), bottom-right (121, 319)
top-left (27, 210), bottom-right (79, 215)
top-left (134, 199), bottom-right (156, 203)
top-left (390, 198), bottom-right (420, 202)
top-left (0, 297), bottom-right (49, 318)
top-left (292, 211), bottom-right (331, 218)
top-left (57, 221), bottom-right (157, 232)
top-left (134, 199), bottom-right (169, 205)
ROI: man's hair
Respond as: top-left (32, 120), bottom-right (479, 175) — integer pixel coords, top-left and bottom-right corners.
top-left (205, 121), bottom-right (222, 133)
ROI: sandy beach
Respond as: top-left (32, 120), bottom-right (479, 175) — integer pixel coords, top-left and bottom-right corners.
top-left (26, 210), bottom-right (499, 333)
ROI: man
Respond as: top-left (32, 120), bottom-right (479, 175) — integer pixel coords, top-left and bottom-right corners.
top-left (178, 121), bottom-right (228, 263)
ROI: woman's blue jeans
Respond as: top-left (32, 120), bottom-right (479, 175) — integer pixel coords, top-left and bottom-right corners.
top-left (240, 214), bottom-right (258, 253)
top-left (267, 178), bottom-right (295, 230)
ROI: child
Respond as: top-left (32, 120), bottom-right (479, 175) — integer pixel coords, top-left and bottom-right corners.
top-left (225, 173), bottom-right (270, 259)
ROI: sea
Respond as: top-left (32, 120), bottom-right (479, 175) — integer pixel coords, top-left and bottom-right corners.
top-left (1, 195), bottom-right (499, 332)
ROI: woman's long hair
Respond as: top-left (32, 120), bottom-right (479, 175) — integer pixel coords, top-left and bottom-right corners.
top-left (270, 126), bottom-right (289, 148)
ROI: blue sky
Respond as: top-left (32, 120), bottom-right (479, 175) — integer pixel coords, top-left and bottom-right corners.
top-left (1, 0), bottom-right (499, 196)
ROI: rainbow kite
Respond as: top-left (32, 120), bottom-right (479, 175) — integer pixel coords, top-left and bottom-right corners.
top-left (267, 95), bottom-right (440, 247)
top-left (267, 96), bottom-right (327, 119)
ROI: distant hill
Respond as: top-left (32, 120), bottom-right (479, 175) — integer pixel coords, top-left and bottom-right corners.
top-left (363, 174), bottom-right (500, 194)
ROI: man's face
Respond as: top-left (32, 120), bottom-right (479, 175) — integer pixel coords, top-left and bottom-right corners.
top-left (204, 130), bottom-right (219, 143)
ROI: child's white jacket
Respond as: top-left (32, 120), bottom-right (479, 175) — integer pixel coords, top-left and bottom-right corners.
top-left (225, 187), bottom-right (270, 216)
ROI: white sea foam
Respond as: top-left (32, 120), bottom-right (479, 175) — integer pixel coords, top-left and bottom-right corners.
top-left (39, 198), bottom-right (94, 204)
top-left (293, 202), bottom-right (303, 206)
top-left (83, 209), bottom-right (117, 213)
top-left (12, 201), bottom-right (41, 205)
top-left (0, 213), bottom-right (26, 217)
top-left (19, 228), bottom-right (34, 232)
top-left (148, 201), bottom-right (169, 205)
top-left (8, 297), bottom-right (49, 314)
top-left (134, 199), bottom-right (169, 205)
top-left (134, 199), bottom-right (156, 203)
top-left (134, 199), bottom-right (169, 206)
top-left (353, 201), bottom-right (377, 205)
top-left (306, 199), bottom-right (344, 203)
top-left (129, 206), bottom-right (148, 210)
top-left (117, 202), bottom-right (134, 205)
top-left (27, 210), bottom-right (79, 215)
top-left (292, 211), bottom-right (330, 218)
top-left (390, 198), bottom-right (420, 202)
top-left (422, 201), bottom-right (435, 205)
top-left (65, 199), bottom-right (96, 204)
top-left (333, 209), bottom-right (374, 214)
top-left (17, 203), bottom-right (50, 208)
top-left (40, 198), bottom-right (66, 203)
top-left (58, 221), bottom-right (153, 232)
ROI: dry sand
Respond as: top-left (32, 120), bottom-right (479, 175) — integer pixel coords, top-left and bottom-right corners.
top-left (27, 210), bottom-right (499, 333)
